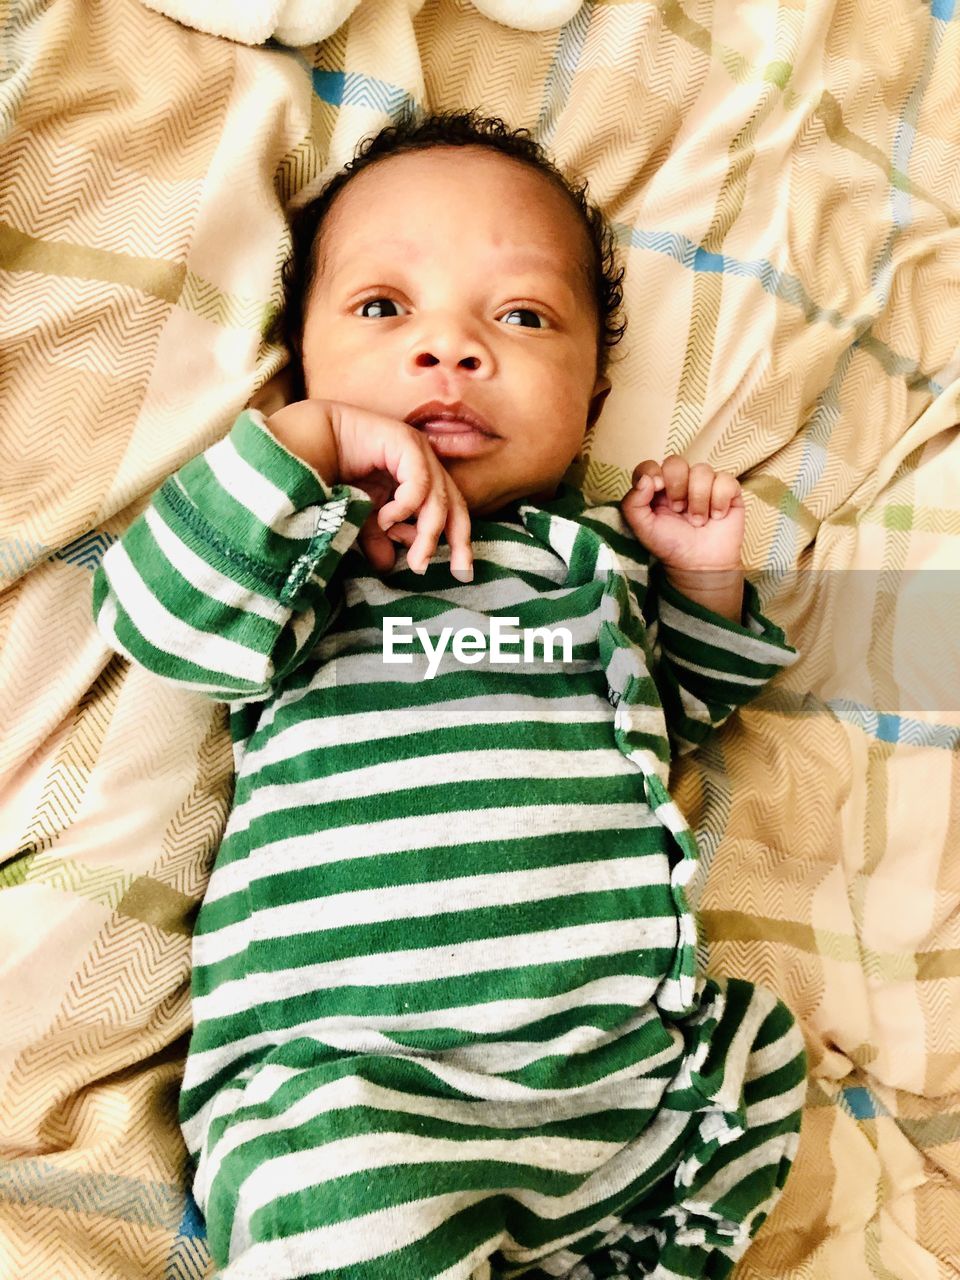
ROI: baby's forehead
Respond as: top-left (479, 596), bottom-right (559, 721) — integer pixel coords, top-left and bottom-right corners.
top-left (318, 148), bottom-right (593, 286)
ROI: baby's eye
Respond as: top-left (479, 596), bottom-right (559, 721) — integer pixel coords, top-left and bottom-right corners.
top-left (355, 298), bottom-right (407, 318)
top-left (500, 308), bottom-right (548, 329)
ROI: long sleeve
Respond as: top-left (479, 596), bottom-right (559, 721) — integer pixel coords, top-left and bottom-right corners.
top-left (640, 558), bottom-right (799, 755)
top-left (91, 408), bottom-right (374, 703)
top-left (542, 490), bottom-right (800, 758)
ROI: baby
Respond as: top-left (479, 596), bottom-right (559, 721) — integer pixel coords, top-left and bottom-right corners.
top-left (92, 111), bottom-right (806, 1280)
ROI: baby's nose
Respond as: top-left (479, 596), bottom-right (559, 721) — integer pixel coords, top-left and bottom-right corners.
top-left (406, 316), bottom-right (491, 375)
top-left (413, 350), bottom-right (482, 371)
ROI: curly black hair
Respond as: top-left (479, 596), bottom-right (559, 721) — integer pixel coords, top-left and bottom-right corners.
top-left (273, 108), bottom-right (627, 400)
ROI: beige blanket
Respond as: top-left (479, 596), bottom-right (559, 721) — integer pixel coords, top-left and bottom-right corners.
top-left (1, 0), bottom-right (958, 1276)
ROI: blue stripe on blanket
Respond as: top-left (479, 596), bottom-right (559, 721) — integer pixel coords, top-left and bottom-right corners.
top-left (0, 1157), bottom-right (183, 1228)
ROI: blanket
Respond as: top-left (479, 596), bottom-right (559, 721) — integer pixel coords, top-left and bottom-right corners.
top-left (1, 0), bottom-right (958, 1277)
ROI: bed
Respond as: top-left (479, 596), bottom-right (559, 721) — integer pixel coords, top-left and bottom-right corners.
top-left (1, 0), bottom-right (958, 1276)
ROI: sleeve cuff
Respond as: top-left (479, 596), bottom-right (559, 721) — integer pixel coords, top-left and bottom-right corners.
top-left (238, 409), bottom-right (376, 607)
top-left (655, 566), bottom-right (799, 671)
top-left (238, 409), bottom-right (375, 608)
top-left (157, 408), bottom-right (375, 604)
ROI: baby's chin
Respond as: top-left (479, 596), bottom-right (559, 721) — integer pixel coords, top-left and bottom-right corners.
top-left (467, 486), bottom-right (559, 520)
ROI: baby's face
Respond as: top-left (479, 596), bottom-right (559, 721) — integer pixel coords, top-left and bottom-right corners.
top-left (299, 146), bottom-right (610, 518)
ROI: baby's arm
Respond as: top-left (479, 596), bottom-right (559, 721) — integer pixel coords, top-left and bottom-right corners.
top-left (613, 455), bottom-right (798, 753)
top-left (567, 499), bottom-right (797, 756)
top-left (636, 558), bottom-right (798, 755)
top-left (91, 408), bottom-right (373, 703)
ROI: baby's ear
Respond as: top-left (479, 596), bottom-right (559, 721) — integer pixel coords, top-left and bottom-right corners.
top-left (586, 376), bottom-right (611, 429)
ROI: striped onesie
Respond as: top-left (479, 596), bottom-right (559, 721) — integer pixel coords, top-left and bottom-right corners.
top-left (92, 408), bottom-right (807, 1280)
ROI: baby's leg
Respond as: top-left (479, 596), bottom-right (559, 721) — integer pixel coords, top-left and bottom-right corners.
top-left (520, 978), bottom-right (807, 1280)
top-left (186, 980), bottom-right (804, 1280)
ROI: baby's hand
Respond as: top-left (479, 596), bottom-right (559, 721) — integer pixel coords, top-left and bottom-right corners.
top-left (331, 401), bottom-right (475, 582)
top-left (619, 456), bottom-right (745, 575)
top-left (268, 399), bottom-right (474, 582)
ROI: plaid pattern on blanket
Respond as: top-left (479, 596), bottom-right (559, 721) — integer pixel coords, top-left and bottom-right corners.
top-left (1, 0), bottom-right (958, 1277)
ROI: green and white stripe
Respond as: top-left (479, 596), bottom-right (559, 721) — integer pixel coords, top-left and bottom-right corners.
top-left (92, 409), bottom-right (806, 1280)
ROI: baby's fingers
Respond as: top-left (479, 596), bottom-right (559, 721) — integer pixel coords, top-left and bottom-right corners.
top-left (385, 521), bottom-right (416, 544)
top-left (403, 490), bottom-right (446, 575)
top-left (629, 461), bottom-right (666, 504)
top-left (404, 454), bottom-right (454, 575)
top-left (685, 464), bottom-right (717, 525)
top-left (388, 481), bottom-right (472, 580)
top-left (709, 473), bottom-right (743, 519)
top-left (443, 478), bottom-right (474, 582)
top-left (376, 433), bottom-right (438, 532)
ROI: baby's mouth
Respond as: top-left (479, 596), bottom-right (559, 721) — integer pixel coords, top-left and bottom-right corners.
top-left (416, 419), bottom-right (489, 435)
top-left (413, 424), bottom-right (502, 460)
top-left (404, 400), bottom-right (499, 437)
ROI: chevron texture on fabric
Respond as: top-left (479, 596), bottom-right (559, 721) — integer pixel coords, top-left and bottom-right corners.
top-left (1, 0), bottom-right (958, 1278)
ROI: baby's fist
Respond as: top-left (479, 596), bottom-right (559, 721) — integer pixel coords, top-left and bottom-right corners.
top-left (620, 455), bottom-right (745, 574)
